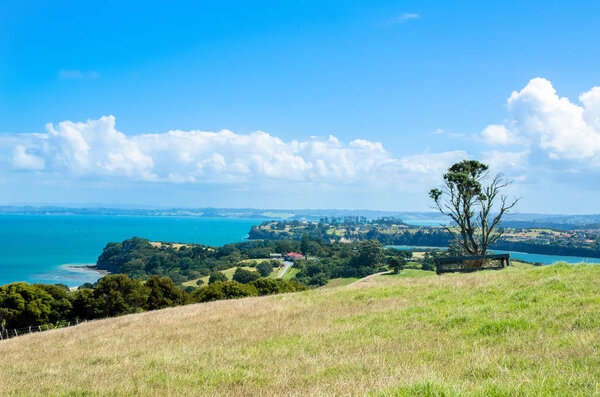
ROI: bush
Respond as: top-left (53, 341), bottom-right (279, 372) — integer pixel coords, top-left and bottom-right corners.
top-left (256, 260), bottom-right (275, 277)
top-left (250, 278), bottom-right (307, 295)
top-left (144, 276), bottom-right (189, 310)
top-left (208, 271), bottom-right (227, 284)
top-left (389, 257), bottom-right (405, 274)
top-left (232, 267), bottom-right (261, 284)
top-left (193, 281), bottom-right (257, 302)
top-left (0, 283), bottom-right (56, 328)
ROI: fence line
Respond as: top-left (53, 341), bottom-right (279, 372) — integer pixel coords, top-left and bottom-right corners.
top-left (0, 319), bottom-right (84, 341)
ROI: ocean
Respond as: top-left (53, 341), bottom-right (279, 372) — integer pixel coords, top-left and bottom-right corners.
top-left (0, 215), bottom-right (261, 287)
top-left (389, 246), bottom-right (600, 265)
top-left (2, 215), bottom-right (599, 287)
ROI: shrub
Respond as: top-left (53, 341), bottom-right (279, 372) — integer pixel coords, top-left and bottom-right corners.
top-left (250, 278), bottom-right (306, 295)
top-left (232, 267), bottom-right (261, 284)
top-left (144, 276), bottom-right (189, 310)
top-left (193, 281), bottom-right (257, 302)
top-left (256, 260), bottom-right (275, 277)
top-left (208, 271), bottom-right (227, 284)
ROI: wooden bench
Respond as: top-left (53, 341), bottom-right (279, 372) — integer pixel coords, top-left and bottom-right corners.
top-left (434, 253), bottom-right (511, 274)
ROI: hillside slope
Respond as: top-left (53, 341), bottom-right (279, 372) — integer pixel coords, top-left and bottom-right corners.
top-left (2, 264), bottom-right (600, 396)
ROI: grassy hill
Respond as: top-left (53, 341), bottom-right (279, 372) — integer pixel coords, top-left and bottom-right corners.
top-left (2, 263), bottom-right (600, 396)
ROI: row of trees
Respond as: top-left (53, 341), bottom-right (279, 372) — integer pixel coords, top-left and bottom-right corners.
top-left (293, 239), bottom-right (411, 286)
top-left (96, 238), bottom-right (305, 284)
top-left (0, 274), bottom-right (305, 329)
top-left (94, 236), bottom-right (416, 287)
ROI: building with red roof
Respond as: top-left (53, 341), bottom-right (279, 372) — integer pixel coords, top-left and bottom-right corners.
top-left (284, 252), bottom-right (304, 261)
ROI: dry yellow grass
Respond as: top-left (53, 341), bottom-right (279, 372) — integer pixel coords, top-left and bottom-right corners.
top-left (1, 263), bottom-right (600, 396)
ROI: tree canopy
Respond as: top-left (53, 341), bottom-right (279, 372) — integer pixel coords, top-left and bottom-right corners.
top-left (429, 160), bottom-right (519, 255)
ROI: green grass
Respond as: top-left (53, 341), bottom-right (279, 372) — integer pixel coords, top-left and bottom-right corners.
top-left (281, 267), bottom-right (299, 280)
top-left (384, 268), bottom-right (436, 278)
top-left (322, 277), bottom-right (359, 288)
top-left (2, 262), bottom-right (600, 396)
top-left (237, 258), bottom-right (273, 266)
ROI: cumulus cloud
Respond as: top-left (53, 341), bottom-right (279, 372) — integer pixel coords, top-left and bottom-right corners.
top-left (481, 78), bottom-right (600, 163)
top-left (1, 116), bottom-right (465, 189)
top-left (11, 145), bottom-right (45, 170)
top-left (481, 124), bottom-right (519, 145)
top-left (44, 116), bottom-right (155, 180)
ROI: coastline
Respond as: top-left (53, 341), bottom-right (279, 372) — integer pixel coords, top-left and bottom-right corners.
top-left (62, 263), bottom-right (109, 276)
top-left (59, 264), bottom-right (109, 289)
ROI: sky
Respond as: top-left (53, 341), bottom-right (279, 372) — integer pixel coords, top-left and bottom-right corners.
top-left (1, 0), bottom-right (600, 213)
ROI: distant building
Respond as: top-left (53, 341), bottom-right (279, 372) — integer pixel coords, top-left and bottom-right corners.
top-left (269, 253), bottom-right (283, 259)
top-left (284, 252), bottom-right (304, 261)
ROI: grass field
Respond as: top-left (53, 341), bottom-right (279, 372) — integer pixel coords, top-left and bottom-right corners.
top-left (322, 277), bottom-right (359, 288)
top-left (2, 263), bottom-right (600, 396)
top-left (281, 267), bottom-right (299, 280)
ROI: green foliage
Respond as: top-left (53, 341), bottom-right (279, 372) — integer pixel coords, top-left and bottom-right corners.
top-left (388, 257), bottom-right (406, 274)
top-left (232, 267), bottom-right (261, 284)
top-left (430, 159), bottom-right (518, 255)
top-left (249, 278), bottom-right (306, 295)
top-left (256, 260), bottom-right (275, 277)
top-left (0, 283), bottom-right (57, 328)
top-left (94, 236), bottom-right (413, 291)
top-left (208, 271), bottom-right (227, 284)
top-left (90, 274), bottom-right (149, 317)
top-left (192, 278), bottom-right (306, 303)
top-left (145, 276), bottom-right (189, 310)
top-left (96, 237), bottom-right (301, 283)
top-left (300, 233), bottom-right (310, 256)
top-left (192, 281), bottom-right (255, 302)
top-left (1, 271), bottom-right (309, 330)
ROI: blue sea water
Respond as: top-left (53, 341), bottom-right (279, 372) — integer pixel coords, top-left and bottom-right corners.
top-left (402, 220), bottom-right (449, 227)
top-left (3, 215), bottom-right (598, 288)
top-left (389, 245), bottom-right (600, 265)
top-left (0, 215), bottom-right (262, 287)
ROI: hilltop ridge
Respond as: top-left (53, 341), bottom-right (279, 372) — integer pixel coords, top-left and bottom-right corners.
top-left (1, 263), bottom-right (599, 396)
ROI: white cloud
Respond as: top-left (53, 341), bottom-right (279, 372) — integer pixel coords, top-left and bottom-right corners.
top-left (44, 116), bottom-right (155, 180)
top-left (481, 149), bottom-right (530, 182)
top-left (481, 124), bottom-right (519, 145)
top-left (382, 13), bottom-right (421, 25)
top-left (481, 78), bottom-right (600, 162)
top-left (2, 116), bottom-right (465, 190)
top-left (398, 151), bottom-right (468, 175)
top-left (11, 145), bottom-right (45, 170)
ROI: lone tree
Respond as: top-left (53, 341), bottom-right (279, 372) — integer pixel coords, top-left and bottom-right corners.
top-left (429, 160), bottom-right (519, 256)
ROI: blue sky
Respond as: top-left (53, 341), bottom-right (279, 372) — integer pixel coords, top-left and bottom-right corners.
top-left (1, 1), bottom-right (600, 212)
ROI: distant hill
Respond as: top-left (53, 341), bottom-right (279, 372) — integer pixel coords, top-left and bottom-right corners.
top-left (2, 205), bottom-right (600, 227)
top-left (1, 263), bottom-right (600, 395)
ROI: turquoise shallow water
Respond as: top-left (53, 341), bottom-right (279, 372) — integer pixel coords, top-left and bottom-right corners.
top-left (389, 245), bottom-right (600, 265)
top-left (0, 215), bottom-right (262, 287)
top-left (4, 215), bottom-right (598, 288)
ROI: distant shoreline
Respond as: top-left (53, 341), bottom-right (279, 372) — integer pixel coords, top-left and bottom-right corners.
top-left (61, 264), bottom-right (109, 288)
top-left (63, 264), bottom-right (109, 275)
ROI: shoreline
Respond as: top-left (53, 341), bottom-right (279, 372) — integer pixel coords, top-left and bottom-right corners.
top-left (61, 263), bottom-right (109, 276)
top-left (59, 264), bottom-right (109, 290)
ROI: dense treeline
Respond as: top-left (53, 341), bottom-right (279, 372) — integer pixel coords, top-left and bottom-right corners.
top-left (95, 236), bottom-right (411, 287)
top-left (96, 237), bottom-right (305, 283)
top-left (0, 274), bottom-right (305, 329)
top-left (250, 221), bottom-right (600, 259)
top-left (491, 240), bottom-right (600, 258)
top-left (293, 239), bottom-right (411, 286)
top-left (0, 236), bottom-right (415, 330)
